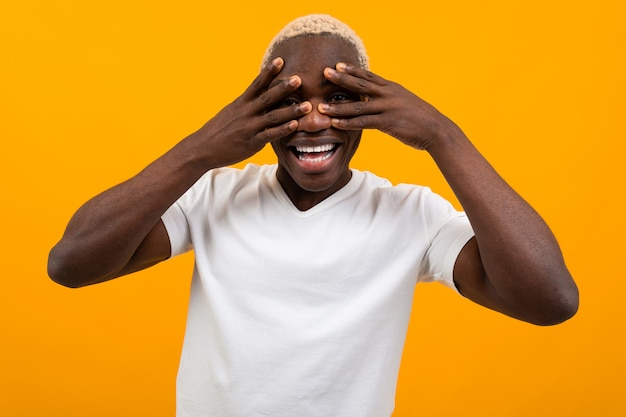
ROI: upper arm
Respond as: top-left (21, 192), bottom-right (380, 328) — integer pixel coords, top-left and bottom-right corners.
top-left (453, 234), bottom-right (580, 325)
top-left (452, 237), bottom-right (512, 318)
top-left (114, 219), bottom-right (172, 278)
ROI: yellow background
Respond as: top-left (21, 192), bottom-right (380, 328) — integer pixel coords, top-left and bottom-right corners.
top-left (2, 0), bottom-right (624, 415)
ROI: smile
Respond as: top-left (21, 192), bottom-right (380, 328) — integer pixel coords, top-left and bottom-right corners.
top-left (293, 144), bottom-right (338, 163)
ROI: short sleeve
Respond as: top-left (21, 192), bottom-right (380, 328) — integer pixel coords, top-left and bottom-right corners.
top-left (417, 213), bottom-right (475, 292)
top-left (161, 201), bottom-right (193, 258)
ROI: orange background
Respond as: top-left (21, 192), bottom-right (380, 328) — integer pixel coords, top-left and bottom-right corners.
top-left (2, 0), bottom-right (624, 415)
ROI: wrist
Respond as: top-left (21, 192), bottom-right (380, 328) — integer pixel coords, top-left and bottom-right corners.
top-left (422, 120), bottom-right (467, 156)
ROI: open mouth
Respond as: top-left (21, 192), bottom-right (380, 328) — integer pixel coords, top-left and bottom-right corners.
top-left (291, 143), bottom-right (338, 163)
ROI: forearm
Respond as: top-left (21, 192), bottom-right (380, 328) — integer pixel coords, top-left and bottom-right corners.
top-left (427, 125), bottom-right (578, 322)
top-left (317, 62), bottom-right (578, 322)
top-left (48, 58), bottom-right (314, 287)
top-left (428, 126), bottom-right (557, 262)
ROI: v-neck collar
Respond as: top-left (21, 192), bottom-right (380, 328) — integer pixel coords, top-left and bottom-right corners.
top-left (267, 165), bottom-right (363, 218)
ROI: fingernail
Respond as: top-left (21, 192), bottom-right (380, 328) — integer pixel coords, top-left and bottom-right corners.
top-left (272, 57), bottom-right (283, 68)
top-left (300, 102), bottom-right (312, 113)
top-left (336, 62), bottom-right (347, 72)
top-left (288, 75), bottom-right (300, 87)
top-left (318, 103), bottom-right (330, 112)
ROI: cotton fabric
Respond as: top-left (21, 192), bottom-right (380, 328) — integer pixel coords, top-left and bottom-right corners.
top-left (162, 164), bottom-right (474, 417)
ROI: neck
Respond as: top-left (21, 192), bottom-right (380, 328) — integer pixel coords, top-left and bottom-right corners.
top-left (275, 167), bottom-right (352, 211)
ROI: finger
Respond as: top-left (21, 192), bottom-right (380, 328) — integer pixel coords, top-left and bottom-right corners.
top-left (253, 120), bottom-right (299, 146)
top-left (255, 74), bottom-right (301, 112)
top-left (335, 62), bottom-right (386, 83)
top-left (262, 101), bottom-right (312, 128)
top-left (330, 115), bottom-right (378, 131)
top-left (243, 57), bottom-right (286, 100)
top-left (244, 100), bottom-right (310, 140)
top-left (324, 63), bottom-right (386, 95)
top-left (318, 100), bottom-right (380, 118)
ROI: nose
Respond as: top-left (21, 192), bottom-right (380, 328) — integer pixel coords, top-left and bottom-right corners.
top-left (297, 101), bottom-right (332, 132)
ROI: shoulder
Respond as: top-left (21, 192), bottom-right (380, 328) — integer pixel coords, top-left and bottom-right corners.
top-left (175, 164), bottom-right (275, 211)
top-left (354, 169), bottom-right (439, 205)
top-left (353, 170), bottom-right (467, 229)
top-left (203, 163), bottom-right (271, 182)
top-left (189, 164), bottom-right (274, 192)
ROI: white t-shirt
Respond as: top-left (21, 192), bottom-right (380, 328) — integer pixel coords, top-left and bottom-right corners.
top-left (162, 164), bottom-right (474, 417)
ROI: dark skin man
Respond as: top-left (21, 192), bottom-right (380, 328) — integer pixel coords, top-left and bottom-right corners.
top-left (48, 35), bottom-right (578, 329)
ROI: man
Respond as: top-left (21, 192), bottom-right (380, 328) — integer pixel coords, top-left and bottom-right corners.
top-left (48, 14), bottom-right (578, 417)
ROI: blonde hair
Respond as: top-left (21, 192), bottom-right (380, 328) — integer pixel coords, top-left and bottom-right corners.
top-left (261, 14), bottom-right (369, 70)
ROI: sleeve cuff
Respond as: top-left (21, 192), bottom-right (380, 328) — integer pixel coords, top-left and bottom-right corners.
top-left (161, 202), bottom-right (192, 258)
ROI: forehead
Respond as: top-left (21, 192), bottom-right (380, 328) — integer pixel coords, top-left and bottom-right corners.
top-left (271, 36), bottom-right (360, 74)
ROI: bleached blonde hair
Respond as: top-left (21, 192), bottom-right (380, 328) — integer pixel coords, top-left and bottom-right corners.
top-left (261, 14), bottom-right (369, 70)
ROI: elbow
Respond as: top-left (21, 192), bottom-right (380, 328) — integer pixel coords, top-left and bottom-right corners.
top-left (47, 245), bottom-right (88, 288)
top-left (47, 258), bottom-right (79, 288)
top-left (552, 290), bottom-right (580, 325)
top-left (533, 299), bottom-right (578, 326)
top-left (48, 242), bottom-right (121, 288)
top-left (531, 280), bottom-right (580, 326)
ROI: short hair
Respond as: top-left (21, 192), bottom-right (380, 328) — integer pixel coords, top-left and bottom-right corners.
top-left (261, 14), bottom-right (369, 70)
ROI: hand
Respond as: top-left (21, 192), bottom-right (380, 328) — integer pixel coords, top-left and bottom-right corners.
top-left (319, 63), bottom-right (459, 151)
top-left (188, 57), bottom-right (312, 169)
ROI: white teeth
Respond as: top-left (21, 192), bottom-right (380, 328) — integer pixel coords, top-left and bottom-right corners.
top-left (298, 152), bottom-right (334, 162)
top-left (295, 144), bottom-right (335, 153)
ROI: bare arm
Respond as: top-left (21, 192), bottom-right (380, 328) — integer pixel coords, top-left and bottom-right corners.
top-left (48, 58), bottom-right (310, 287)
top-left (320, 63), bottom-right (578, 325)
top-left (429, 130), bottom-right (577, 325)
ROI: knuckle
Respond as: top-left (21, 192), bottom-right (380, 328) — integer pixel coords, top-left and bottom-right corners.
top-left (334, 118), bottom-right (348, 128)
top-left (282, 121), bottom-right (296, 136)
top-left (294, 106), bottom-right (306, 118)
top-left (353, 101), bottom-right (366, 116)
top-left (265, 110), bottom-right (279, 124)
top-left (356, 78), bottom-right (369, 92)
top-left (258, 92), bottom-right (271, 107)
top-left (330, 104), bottom-right (344, 116)
top-left (364, 70), bottom-right (377, 81)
